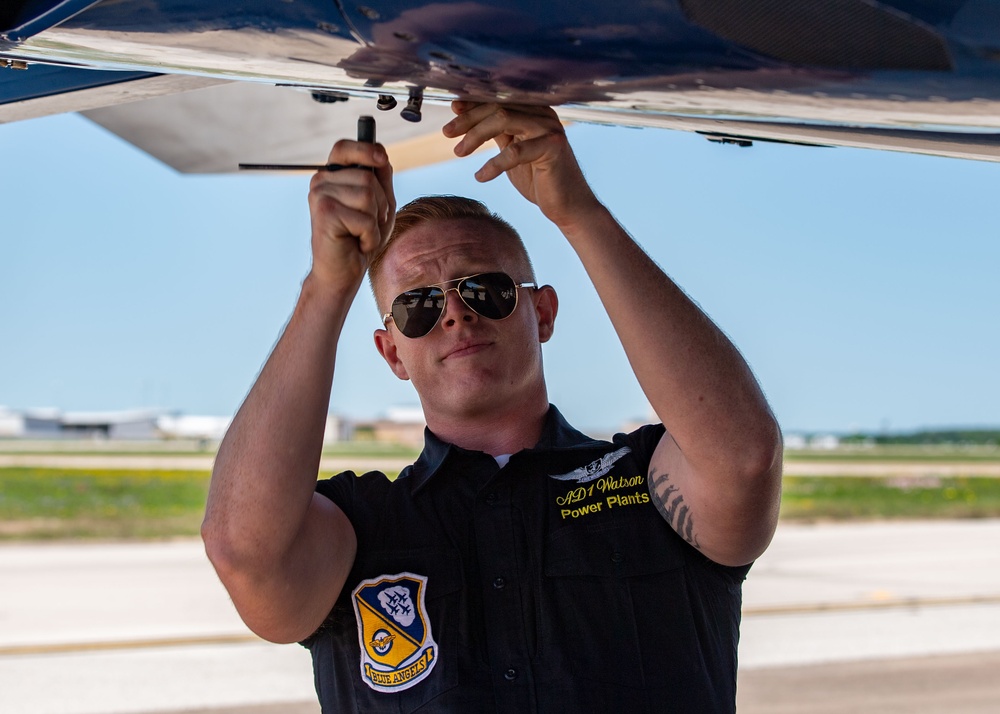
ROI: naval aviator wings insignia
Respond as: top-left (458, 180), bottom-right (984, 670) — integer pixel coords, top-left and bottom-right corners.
top-left (549, 446), bottom-right (632, 483)
top-left (352, 572), bottom-right (438, 693)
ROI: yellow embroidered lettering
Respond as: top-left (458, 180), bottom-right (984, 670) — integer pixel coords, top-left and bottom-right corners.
top-left (596, 474), bottom-right (645, 494)
top-left (559, 502), bottom-right (605, 519)
top-left (556, 486), bottom-right (588, 506)
top-left (606, 491), bottom-right (650, 509)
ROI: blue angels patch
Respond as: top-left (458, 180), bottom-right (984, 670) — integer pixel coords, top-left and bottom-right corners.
top-left (352, 572), bottom-right (438, 693)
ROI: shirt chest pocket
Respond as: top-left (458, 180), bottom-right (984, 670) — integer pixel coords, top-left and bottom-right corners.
top-left (351, 549), bottom-right (464, 712)
top-left (541, 518), bottom-right (704, 691)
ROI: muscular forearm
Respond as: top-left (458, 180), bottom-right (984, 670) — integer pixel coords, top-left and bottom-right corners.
top-left (443, 102), bottom-right (780, 562)
top-left (559, 205), bottom-right (781, 484)
top-left (202, 136), bottom-right (388, 641)
top-left (202, 272), bottom-right (355, 579)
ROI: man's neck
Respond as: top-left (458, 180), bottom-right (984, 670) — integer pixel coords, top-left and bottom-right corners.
top-left (425, 399), bottom-right (550, 457)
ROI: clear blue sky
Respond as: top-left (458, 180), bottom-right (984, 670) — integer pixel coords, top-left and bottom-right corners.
top-left (2, 111), bottom-right (998, 435)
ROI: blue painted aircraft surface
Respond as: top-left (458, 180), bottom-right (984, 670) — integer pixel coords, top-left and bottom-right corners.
top-left (4, 0), bottom-right (1000, 170)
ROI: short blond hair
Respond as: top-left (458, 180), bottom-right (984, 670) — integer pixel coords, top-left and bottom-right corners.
top-left (368, 195), bottom-right (534, 309)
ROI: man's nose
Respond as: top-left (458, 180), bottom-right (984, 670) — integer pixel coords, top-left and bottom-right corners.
top-left (440, 287), bottom-right (478, 329)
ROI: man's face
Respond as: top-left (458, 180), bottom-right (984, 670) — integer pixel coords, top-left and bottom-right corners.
top-left (373, 218), bottom-right (557, 424)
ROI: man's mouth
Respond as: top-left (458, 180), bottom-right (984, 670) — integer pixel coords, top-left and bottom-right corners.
top-left (443, 339), bottom-right (492, 360)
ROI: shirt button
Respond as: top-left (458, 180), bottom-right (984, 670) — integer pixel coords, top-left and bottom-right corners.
top-left (504, 667), bottom-right (518, 681)
top-left (610, 551), bottom-right (624, 564)
top-left (485, 492), bottom-right (498, 505)
top-left (492, 577), bottom-right (506, 590)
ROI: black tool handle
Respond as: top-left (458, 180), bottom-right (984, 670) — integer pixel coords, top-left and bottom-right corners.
top-left (238, 163), bottom-right (362, 172)
top-left (358, 115), bottom-right (376, 144)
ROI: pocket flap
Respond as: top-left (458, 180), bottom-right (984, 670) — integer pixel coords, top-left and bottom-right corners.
top-left (544, 520), bottom-right (685, 578)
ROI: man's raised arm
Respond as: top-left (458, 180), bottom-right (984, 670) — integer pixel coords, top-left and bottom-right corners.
top-left (444, 103), bottom-right (782, 567)
top-left (201, 138), bottom-right (395, 643)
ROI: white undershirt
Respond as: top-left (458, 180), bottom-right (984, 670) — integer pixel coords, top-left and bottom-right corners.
top-left (494, 454), bottom-right (512, 468)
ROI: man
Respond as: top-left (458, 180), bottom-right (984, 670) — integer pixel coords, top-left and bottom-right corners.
top-left (202, 103), bottom-right (782, 712)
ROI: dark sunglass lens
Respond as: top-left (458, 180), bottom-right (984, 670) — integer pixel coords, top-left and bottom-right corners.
top-left (460, 273), bottom-right (517, 320)
top-left (392, 287), bottom-right (445, 337)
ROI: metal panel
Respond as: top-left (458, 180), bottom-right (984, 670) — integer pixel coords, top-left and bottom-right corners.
top-left (0, 63), bottom-right (156, 106)
top-left (679, 0), bottom-right (952, 71)
top-left (0, 68), bottom-right (225, 123)
top-left (1, 0), bottom-right (104, 42)
top-left (82, 82), bottom-right (461, 173)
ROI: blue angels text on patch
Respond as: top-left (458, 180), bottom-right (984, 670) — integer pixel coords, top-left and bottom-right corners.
top-left (352, 572), bottom-right (438, 693)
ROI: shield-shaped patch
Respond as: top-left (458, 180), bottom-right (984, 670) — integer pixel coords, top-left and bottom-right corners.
top-left (352, 572), bottom-right (438, 692)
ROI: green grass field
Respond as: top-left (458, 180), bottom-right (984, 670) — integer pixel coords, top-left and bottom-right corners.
top-left (781, 475), bottom-right (1000, 521)
top-left (0, 467), bottom-right (408, 540)
top-left (2, 466), bottom-right (1000, 540)
top-left (784, 445), bottom-right (1000, 463)
top-left (0, 468), bottom-right (216, 540)
top-left (0, 439), bottom-right (421, 459)
top-left (4, 440), bottom-right (997, 462)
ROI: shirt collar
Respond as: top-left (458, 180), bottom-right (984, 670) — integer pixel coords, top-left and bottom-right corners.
top-left (405, 404), bottom-right (610, 494)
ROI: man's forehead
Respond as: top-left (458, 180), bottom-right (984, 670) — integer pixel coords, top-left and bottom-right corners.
top-left (385, 218), bottom-right (520, 285)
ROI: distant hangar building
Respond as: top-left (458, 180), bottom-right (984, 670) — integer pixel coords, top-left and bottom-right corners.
top-left (21, 408), bottom-right (163, 439)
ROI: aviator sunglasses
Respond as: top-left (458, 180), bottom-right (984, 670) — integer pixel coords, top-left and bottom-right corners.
top-left (383, 272), bottom-right (537, 338)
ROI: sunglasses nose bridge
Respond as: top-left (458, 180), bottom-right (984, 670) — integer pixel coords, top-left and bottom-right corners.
top-left (439, 283), bottom-right (479, 325)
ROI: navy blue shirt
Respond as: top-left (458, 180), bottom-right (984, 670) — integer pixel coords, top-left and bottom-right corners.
top-left (304, 406), bottom-right (750, 713)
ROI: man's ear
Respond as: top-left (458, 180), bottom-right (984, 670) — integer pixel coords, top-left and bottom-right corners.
top-left (533, 285), bottom-right (558, 343)
top-left (374, 328), bottom-right (410, 380)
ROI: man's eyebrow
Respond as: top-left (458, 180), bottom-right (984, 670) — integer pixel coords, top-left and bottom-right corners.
top-left (394, 273), bottom-right (429, 291)
top-left (394, 268), bottom-right (494, 291)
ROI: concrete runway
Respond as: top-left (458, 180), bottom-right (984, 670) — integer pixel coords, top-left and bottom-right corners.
top-left (2, 520), bottom-right (999, 713)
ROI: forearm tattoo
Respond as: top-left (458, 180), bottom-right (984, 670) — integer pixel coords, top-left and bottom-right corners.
top-left (648, 467), bottom-right (700, 549)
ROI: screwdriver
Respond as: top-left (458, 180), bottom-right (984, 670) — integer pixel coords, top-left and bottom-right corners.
top-left (239, 116), bottom-right (376, 172)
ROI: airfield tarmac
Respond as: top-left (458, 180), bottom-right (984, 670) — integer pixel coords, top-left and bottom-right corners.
top-left (1, 519), bottom-right (999, 713)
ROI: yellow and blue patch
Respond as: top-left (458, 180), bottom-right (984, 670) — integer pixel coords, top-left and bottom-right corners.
top-left (352, 572), bottom-right (438, 693)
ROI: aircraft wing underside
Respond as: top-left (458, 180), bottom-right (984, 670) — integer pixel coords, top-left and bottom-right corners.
top-left (4, 0), bottom-right (1000, 171)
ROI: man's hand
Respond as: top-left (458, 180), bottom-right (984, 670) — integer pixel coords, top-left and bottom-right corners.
top-left (204, 135), bottom-right (393, 643)
top-left (445, 102), bottom-right (782, 567)
top-left (307, 139), bottom-right (395, 296)
top-left (442, 102), bottom-right (601, 231)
